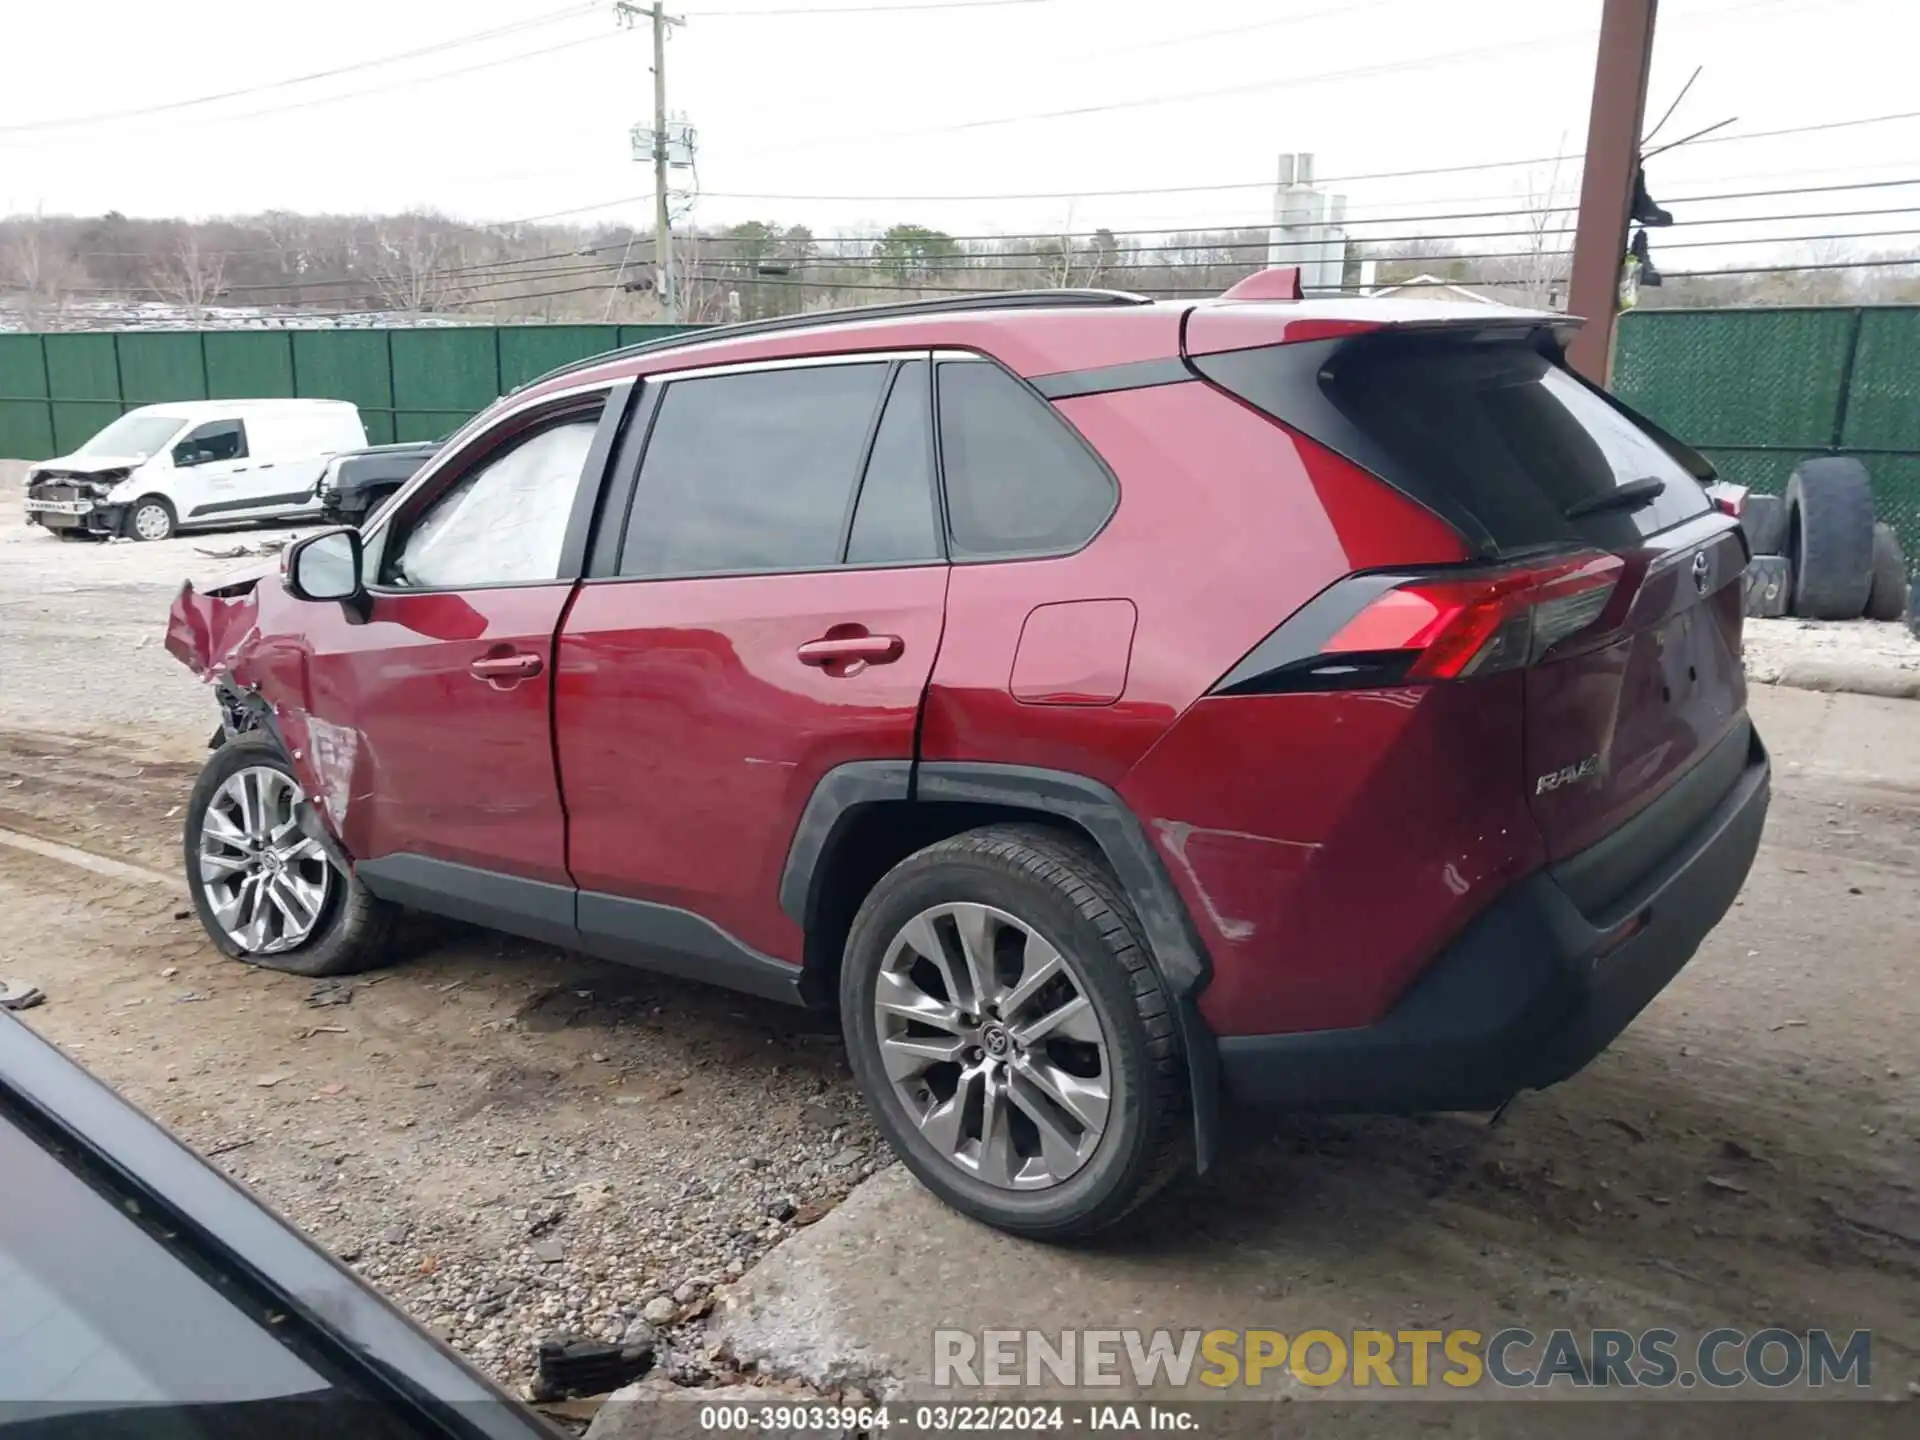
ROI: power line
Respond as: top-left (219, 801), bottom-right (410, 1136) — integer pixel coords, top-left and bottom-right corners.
top-left (680, 0), bottom-right (1049, 13)
top-left (49, 219), bottom-right (1920, 308)
top-left (492, 161), bottom-right (1920, 233)
top-left (0, 3), bottom-right (599, 136)
top-left (59, 195), bottom-right (1920, 280)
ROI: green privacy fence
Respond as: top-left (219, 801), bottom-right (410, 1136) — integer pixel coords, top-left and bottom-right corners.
top-left (0, 324), bottom-right (700, 457)
top-left (5, 310), bottom-right (1918, 564)
top-left (1614, 305), bottom-right (1920, 564)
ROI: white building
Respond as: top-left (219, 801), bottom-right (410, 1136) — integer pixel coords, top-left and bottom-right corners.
top-left (1267, 153), bottom-right (1350, 294)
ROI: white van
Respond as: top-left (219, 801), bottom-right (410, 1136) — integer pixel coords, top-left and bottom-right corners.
top-left (23, 399), bottom-right (369, 541)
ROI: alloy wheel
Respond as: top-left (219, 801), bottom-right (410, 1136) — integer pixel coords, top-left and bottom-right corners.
top-left (872, 902), bottom-right (1111, 1191)
top-left (197, 766), bottom-right (333, 954)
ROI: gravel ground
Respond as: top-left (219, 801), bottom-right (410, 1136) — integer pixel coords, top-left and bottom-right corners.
top-left (0, 726), bottom-right (883, 1395)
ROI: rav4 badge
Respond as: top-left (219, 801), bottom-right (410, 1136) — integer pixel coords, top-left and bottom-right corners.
top-left (1535, 755), bottom-right (1602, 795)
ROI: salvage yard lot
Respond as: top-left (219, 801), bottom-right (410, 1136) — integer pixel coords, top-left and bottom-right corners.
top-left (1, 495), bottom-right (1916, 1406)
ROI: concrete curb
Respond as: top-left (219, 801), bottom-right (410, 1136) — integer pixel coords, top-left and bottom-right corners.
top-left (1759, 662), bottom-right (1920, 701)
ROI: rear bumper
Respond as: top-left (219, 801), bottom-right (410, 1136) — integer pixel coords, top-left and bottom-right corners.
top-left (1218, 730), bottom-right (1770, 1113)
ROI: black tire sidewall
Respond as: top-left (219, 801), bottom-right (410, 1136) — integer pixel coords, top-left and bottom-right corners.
top-left (841, 846), bottom-right (1159, 1237)
top-left (1866, 523), bottom-right (1909, 622)
top-left (184, 734), bottom-right (369, 976)
top-left (1786, 459), bottom-right (1875, 620)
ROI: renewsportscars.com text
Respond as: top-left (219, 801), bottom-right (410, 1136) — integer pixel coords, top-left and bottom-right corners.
top-left (932, 1327), bottom-right (1872, 1391)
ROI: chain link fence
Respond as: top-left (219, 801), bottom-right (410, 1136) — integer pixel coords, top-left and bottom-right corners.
top-left (1615, 306), bottom-right (1920, 567)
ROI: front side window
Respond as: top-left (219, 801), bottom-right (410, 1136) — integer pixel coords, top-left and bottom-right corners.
top-left (618, 363), bottom-right (891, 578)
top-left (936, 360), bottom-right (1116, 559)
top-left (171, 419), bottom-right (248, 468)
top-left (384, 409), bottom-right (602, 589)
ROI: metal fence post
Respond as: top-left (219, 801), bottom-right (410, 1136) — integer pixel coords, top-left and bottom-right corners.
top-left (1828, 306), bottom-right (1866, 454)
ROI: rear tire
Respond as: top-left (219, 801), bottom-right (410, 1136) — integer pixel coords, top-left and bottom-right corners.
top-left (840, 824), bottom-right (1189, 1241)
top-left (1865, 522), bottom-right (1909, 622)
top-left (1785, 459), bottom-right (1875, 620)
top-left (128, 495), bottom-right (177, 542)
top-left (1740, 493), bottom-right (1788, 556)
top-left (185, 732), bottom-right (397, 977)
top-left (1742, 554), bottom-right (1792, 618)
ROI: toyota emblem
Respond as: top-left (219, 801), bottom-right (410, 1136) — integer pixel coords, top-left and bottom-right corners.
top-left (1690, 551), bottom-right (1712, 596)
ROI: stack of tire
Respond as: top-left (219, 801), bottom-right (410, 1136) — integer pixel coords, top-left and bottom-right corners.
top-left (1739, 458), bottom-right (1912, 630)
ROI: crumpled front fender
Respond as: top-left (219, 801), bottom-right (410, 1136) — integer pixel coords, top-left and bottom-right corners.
top-left (165, 574), bottom-right (347, 853)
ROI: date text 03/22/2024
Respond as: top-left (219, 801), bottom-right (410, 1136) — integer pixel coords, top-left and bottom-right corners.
top-left (695, 1404), bottom-right (1192, 1433)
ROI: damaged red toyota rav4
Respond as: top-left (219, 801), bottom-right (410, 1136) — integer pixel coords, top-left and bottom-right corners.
top-left (166, 277), bottom-right (1769, 1240)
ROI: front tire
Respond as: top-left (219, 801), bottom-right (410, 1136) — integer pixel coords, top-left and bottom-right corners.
top-left (128, 495), bottom-right (177, 542)
top-left (840, 825), bottom-right (1189, 1240)
top-left (185, 732), bottom-right (396, 976)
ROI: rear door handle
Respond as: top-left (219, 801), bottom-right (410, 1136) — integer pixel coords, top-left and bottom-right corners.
top-left (469, 651), bottom-right (544, 683)
top-left (796, 634), bottom-right (904, 667)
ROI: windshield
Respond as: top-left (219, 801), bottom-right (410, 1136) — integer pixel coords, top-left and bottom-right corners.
top-left (76, 413), bottom-right (186, 461)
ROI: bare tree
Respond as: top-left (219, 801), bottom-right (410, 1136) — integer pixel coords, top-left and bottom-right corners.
top-left (1512, 157), bottom-right (1575, 309)
top-left (151, 233), bottom-right (228, 321)
top-left (365, 213), bottom-right (464, 316)
top-left (0, 220), bottom-right (82, 328)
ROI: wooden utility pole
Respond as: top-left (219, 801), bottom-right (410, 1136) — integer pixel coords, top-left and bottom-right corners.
top-left (651, 1), bottom-right (675, 322)
top-left (1566, 0), bottom-right (1660, 384)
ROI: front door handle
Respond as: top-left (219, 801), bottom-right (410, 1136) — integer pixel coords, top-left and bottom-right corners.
top-left (469, 651), bottom-right (544, 684)
top-left (796, 633), bottom-right (904, 668)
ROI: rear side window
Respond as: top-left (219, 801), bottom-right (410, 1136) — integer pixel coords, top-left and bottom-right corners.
top-left (620, 364), bottom-right (890, 577)
top-left (1196, 334), bottom-right (1712, 554)
top-left (847, 361), bottom-right (942, 565)
top-left (936, 360), bottom-right (1116, 559)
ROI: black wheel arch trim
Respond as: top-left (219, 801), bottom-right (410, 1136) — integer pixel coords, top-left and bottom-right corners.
top-left (781, 758), bottom-right (1222, 1172)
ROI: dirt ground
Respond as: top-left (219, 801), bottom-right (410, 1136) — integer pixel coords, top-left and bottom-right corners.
top-left (705, 695), bottom-right (1920, 1415)
top-left (0, 504), bottom-right (1915, 1414)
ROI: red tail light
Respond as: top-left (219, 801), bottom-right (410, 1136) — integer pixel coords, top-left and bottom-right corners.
top-left (1324, 552), bottom-right (1624, 679)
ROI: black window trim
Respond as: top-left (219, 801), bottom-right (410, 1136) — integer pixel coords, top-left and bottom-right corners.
top-left (834, 358), bottom-right (904, 564)
top-left (932, 350), bottom-right (1122, 565)
top-left (361, 378), bottom-right (632, 596)
top-left (840, 357), bottom-right (948, 567)
top-left (581, 349), bottom-right (949, 585)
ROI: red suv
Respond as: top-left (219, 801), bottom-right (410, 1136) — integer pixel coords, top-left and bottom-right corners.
top-left (167, 280), bottom-right (1769, 1239)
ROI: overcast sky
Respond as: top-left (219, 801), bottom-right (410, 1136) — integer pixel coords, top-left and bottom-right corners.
top-left (2, 0), bottom-right (1914, 264)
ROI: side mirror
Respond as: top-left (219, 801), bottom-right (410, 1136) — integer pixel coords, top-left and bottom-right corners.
top-left (285, 527), bottom-right (366, 614)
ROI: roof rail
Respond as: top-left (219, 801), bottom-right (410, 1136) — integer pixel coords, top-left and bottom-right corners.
top-left (513, 288), bottom-right (1154, 393)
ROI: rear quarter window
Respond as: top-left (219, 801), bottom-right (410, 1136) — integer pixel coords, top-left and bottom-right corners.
top-left (936, 360), bottom-right (1116, 560)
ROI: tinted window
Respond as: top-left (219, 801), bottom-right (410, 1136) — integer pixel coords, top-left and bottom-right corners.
top-left (847, 361), bottom-right (941, 565)
top-left (387, 411), bottom-right (601, 589)
top-left (937, 361), bottom-right (1115, 559)
top-left (620, 364), bottom-right (889, 577)
top-left (172, 419), bottom-right (247, 467)
top-left (1322, 337), bottom-right (1712, 549)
